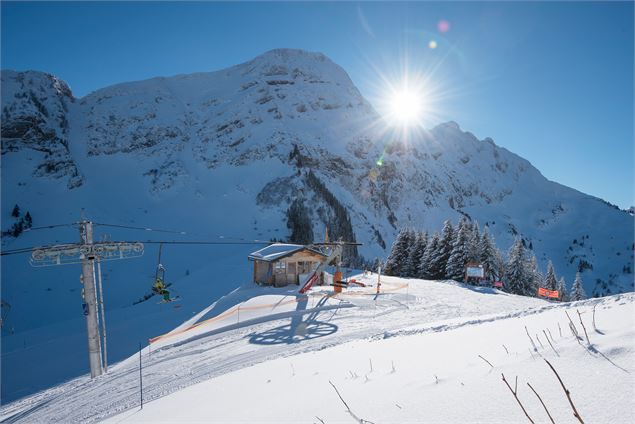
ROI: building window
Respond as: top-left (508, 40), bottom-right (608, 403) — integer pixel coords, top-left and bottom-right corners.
top-left (275, 261), bottom-right (286, 270)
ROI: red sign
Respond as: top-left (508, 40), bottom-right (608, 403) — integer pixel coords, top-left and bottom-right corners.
top-left (493, 281), bottom-right (504, 288)
top-left (538, 287), bottom-right (559, 299)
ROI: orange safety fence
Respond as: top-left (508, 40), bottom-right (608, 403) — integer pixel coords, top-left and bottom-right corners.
top-left (148, 280), bottom-right (409, 345)
top-left (537, 287), bottom-right (559, 299)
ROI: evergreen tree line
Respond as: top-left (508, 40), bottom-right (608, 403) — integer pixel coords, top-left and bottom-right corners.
top-left (383, 217), bottom-right (587, 301)
top-left (3, 204), bottom-right (33, 237)
top-left (285, 171), bottom-right (361, 267)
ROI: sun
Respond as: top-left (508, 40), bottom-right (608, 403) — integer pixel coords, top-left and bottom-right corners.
top-left (390, 89), bottom-right (423, 124)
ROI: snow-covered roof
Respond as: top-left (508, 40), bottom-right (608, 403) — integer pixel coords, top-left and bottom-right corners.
top-left (248, 243), bottom-right (326, 262)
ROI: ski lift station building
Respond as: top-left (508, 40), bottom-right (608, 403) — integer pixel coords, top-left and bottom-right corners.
top-left (248, 243), bottom-right (327, 287)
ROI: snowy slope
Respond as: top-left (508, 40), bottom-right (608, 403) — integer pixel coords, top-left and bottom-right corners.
top-left (1, 48), bottom-right (633, 402)
top-left (107, 291), bottom-right (635, 424)
top-left (0, 275), bottom-right (632, 423)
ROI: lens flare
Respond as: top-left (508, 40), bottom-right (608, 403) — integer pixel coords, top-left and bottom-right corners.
top-left (428, 40), bottom-right (438, 49)
top-left (437, 20), bottom-right (450, 33)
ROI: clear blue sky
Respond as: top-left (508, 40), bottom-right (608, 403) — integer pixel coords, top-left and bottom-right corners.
top-left (2, 1), bottom-right (633, 209)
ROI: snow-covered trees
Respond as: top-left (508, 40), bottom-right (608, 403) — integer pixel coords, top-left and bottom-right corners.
top-left (384, 217), bottom-right (576, 301)
top-left (384, 229), bottom-right (412, 276)
top-left (544, 260), bottom-right (558, 291)
top-left (557, 277), bottom-right (568, 301)
top-left (406, 231), bottom-right (427, 278)
top-left (446, 218), bottom-right (471, 280)
top-left (571, 272), bottom-right (587, 301)
top-left (467, 221), bottom-right (481, 262)
top-left (505, 239), bottom-right (532, 295)
top-left (479, 229), bottom-right (500, 280)
top-left (286, 198), bottom-right (313, 245)
top-left (528, 253), bottom-right (543, 296)
top-left (437, 220), bottom-right (454, 275)
top-left (4, 205), bottom-right (33, 238)
top-left (419, 232), bottom-right (441, 279)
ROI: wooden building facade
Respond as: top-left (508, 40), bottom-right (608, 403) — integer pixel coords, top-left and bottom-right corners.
top-left (248, 244), bottom-right (327, 287)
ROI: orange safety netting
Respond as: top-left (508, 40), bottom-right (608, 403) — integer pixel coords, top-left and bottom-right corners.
top-left (538, 287), bottom-right (559, 299)
top-left (148, 281), bottom-right (409, 345)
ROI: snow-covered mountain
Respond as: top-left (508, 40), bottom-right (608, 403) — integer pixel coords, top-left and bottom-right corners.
top-left (1, 48), bottom-right (633, 402)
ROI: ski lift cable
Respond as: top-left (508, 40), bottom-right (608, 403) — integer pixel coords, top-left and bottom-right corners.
top-left (92, 222), bottom-right (187, 235)
top-left (23, 223), bottom-right (80, 232)
top-left (0, 240), bottom-right (270, 256)
top-left (92, 222), bottom-right (274, 242)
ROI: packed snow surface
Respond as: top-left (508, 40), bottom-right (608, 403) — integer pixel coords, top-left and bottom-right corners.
top-left (1, 274), bottom-right (632, 423)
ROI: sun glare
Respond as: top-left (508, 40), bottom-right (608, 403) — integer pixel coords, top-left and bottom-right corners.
top-left (389, 89), bottom-right (424, 125)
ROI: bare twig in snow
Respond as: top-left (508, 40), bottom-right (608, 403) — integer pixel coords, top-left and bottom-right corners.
top-left (291, 363), bottom-right (295, 377)
top-left (479, 354), bottom-right (494, 368)
top-left (315, 416), bottom-right (325, 424)
top-left (544, 359), bottom-right (585, 423)
top-left (395, 403), bottom-right (402, 409)
top-left (592, 304), bottom-right (598, 332)
top-left (576, 309), bottom-right (591, 345)
top-left (501, 373), bottom-right (535, 424)
top-left (558, 322), bottom-right (563, 338)
top-left (329, 380), bottom-right (375, 424)
top-left (536, 334), bottom-right (545, 349)
top-left (546, 328), bottom-right (556, 344)
top-left (502, 344), bottom-right (510, 354)
top-left (527, 382), bottom-right (555, 424)
top-left (525, 326), bottom-right (540, 353)
top-left (369, 358), bottom-right (373, 373)
top-left (391, 360), bottom-right (396, 373)
top-left (528, 348), bottom-right (535, 360)
top-left (565, 310), bottom-right (582, 340)
top-left (543, 329), bottom-right (559, 356)
top-left (434, 374), bottom-right (439, 384)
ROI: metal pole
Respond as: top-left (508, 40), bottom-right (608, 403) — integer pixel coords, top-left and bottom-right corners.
top-left (80, 220), bottom-right (103, 378)
top-left (139, 342), bottom-right (143, 409)
top-left (96, 256), bottom-right (108, 372)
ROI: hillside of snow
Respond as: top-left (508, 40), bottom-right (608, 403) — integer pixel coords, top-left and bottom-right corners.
top-left (1, 48), bottom-right (633, 402)
top-left (1, 275), bottom-right (632, 423)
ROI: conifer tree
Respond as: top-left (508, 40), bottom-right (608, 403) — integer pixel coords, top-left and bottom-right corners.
top-left (571, 272), bottom-right (587, 301)
top-left (11, 204), bottom-right (20, 218)
top-left (446, 220), bottom-right (470, 280)
top-left (544, 260), bottom-right (558, 290)
top-left (557, 276), bottom-right (568, 301)
top-left (528, 253), bottom-right (543, 296)
top-left (24, 211), bottom-right (33, 229)
top-left (384, 229), bottom-right (411, 276)
top-left (286, 198), bottom-right (313, 245)
top-left (479, 228), bottom-right (498, 280)
top-left (419, 232), bottom-right (440, 279)
top-left (402, 229), bottom-right (418, 277)
top-left (505, 238), bottom-right (531, 295)
top-left (493, 248), bottom-right (505, 282)
top-left (406, 231), bottom-right (427, 278)
top-left (437, 220), bottom-right (455, 278)
top-left (468, 221), bottom-right (481, 262)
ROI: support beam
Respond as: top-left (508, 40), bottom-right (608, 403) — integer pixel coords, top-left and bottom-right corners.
top-left (80, 220), bottom-right (103, 378)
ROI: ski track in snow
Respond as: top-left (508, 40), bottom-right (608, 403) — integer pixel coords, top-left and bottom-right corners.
top-left (0, 276), bottom-right (631, 423)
